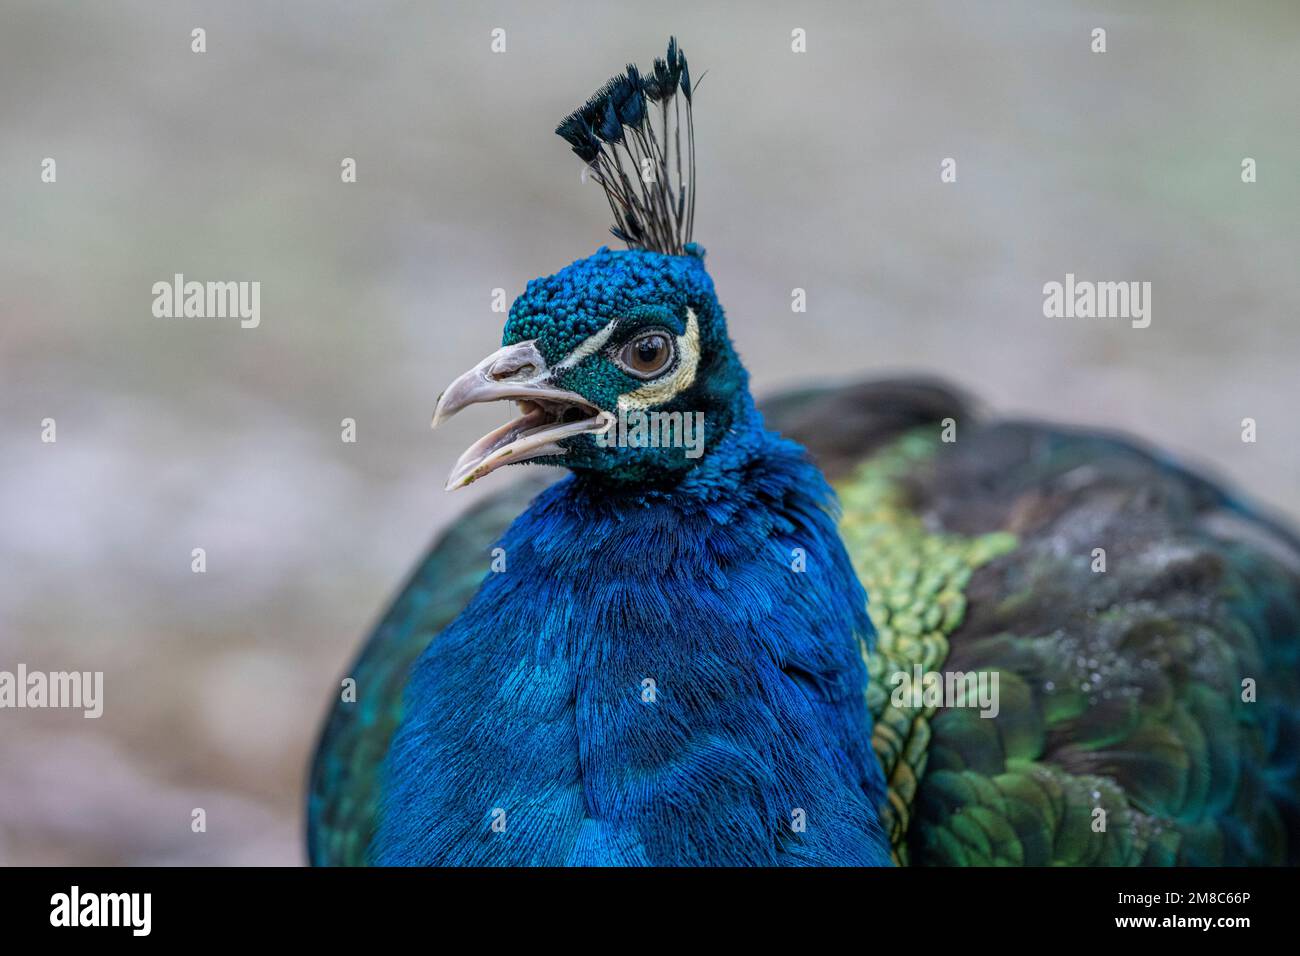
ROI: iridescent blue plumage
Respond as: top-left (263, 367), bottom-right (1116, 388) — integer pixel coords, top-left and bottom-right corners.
top-left (373, 395), bottom-right (890, 865)
top-left (311, 39), bottom-right (898, 864)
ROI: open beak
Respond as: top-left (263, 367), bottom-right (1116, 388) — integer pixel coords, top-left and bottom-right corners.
top-left (432, 340), bottom-right (614, 490)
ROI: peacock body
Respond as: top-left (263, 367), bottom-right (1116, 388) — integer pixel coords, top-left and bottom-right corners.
top-left (308, 39), bottom-right (1300, 867)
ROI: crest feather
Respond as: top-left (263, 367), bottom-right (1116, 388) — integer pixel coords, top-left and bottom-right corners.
top-left (554, 37), bottom-right (700, 256)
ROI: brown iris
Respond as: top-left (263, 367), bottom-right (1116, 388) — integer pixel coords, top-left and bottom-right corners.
top-left (617, 330), bottom-right (674, 378)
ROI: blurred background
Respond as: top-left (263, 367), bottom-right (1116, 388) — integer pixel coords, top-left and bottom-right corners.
top-left (1, 1), bottom-right (1297, 864)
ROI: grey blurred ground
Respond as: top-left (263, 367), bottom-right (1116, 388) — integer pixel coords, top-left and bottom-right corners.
top-left (1, 1), bottom-right (1297, 864)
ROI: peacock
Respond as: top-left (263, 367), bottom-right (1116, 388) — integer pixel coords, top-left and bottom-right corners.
top-left (308, 38), bottom-right (1300, 866)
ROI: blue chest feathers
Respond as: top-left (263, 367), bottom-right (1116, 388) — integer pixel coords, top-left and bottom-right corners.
top-left (373, 423), bottom-right (891, 866)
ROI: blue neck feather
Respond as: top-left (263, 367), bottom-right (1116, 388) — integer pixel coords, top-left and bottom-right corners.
top-left (375, 400), bottom-right (891, 865)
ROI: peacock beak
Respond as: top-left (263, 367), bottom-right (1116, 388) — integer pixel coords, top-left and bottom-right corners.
top-left (432, 340), bottom-right (614, 490)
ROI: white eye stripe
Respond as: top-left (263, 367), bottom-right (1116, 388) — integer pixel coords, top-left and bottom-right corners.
top-left (619, 309), bottom-right (700, 410)
top-left (555, 318), bottom-right (619, 370)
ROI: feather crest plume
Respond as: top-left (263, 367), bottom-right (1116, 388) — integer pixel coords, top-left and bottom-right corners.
top-left (555, 37), bottom-right (700, 255)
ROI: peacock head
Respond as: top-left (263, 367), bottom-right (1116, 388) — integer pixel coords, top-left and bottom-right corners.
top-left (432, 38), bottom-right (753, 490)
top-left (432, 245), bottom-right (750, 489)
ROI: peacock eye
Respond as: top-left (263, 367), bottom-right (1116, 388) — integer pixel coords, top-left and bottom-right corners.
top-left (616, 330), bottom-right (675, 379)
